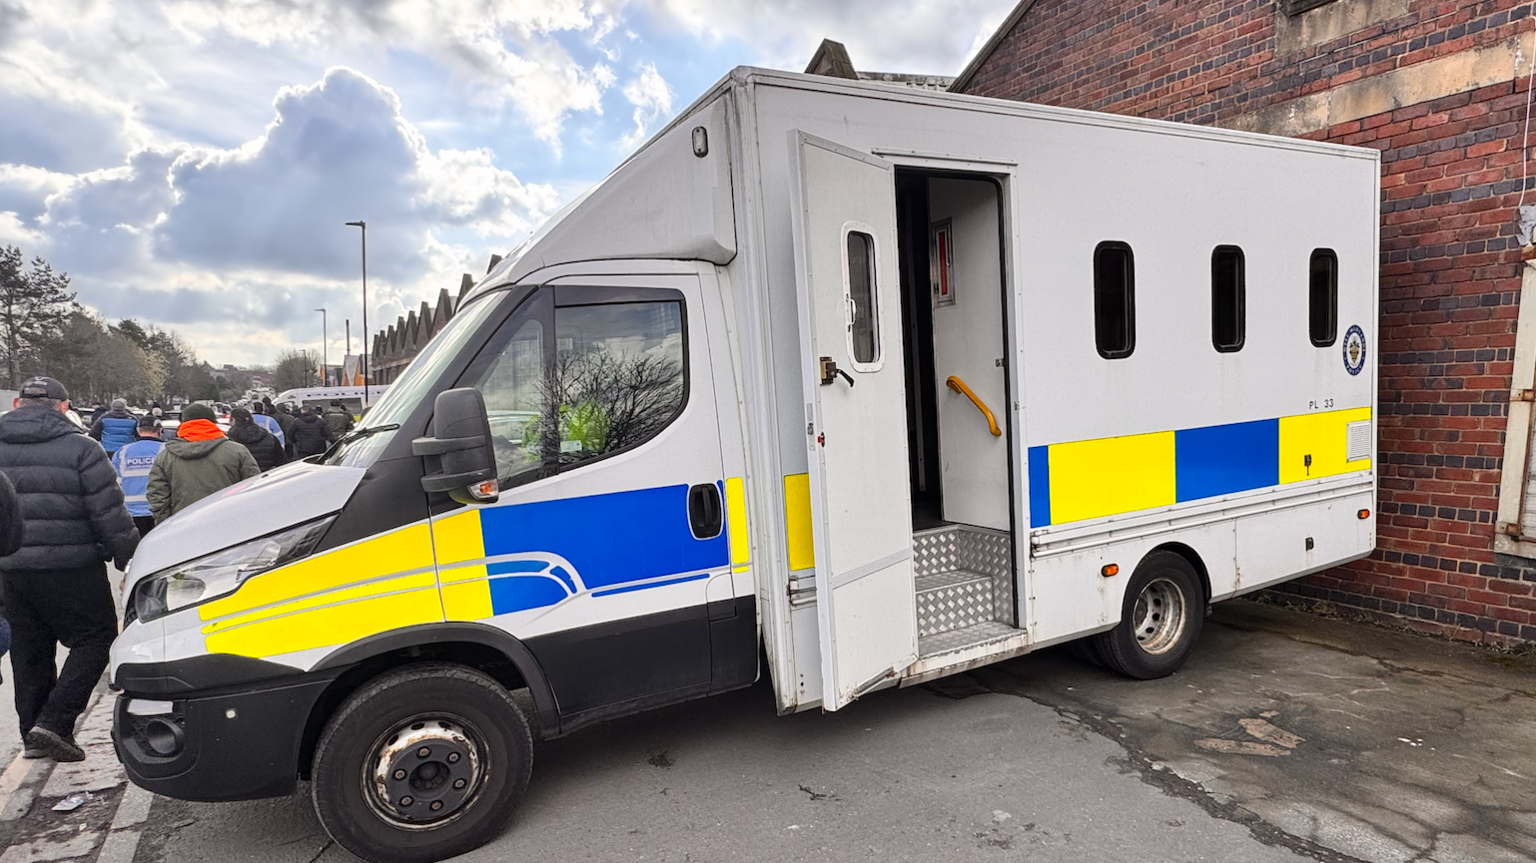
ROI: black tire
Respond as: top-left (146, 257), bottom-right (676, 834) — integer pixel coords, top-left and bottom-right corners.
top-left (1066, 636), bottom-right (1106, 668)
top-left (1093, 550), bottom-right (1204, 680)
top-left (311, 663), bottom-right (534, 863)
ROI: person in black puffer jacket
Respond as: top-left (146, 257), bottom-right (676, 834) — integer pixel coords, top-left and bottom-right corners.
top-left (0, 377), bottom-right (138, 763)
top-left (289, 405), bottom-right (335, 457)
top-left (226, 408), bottom-right (287, 472)
top-left (87, 398), bottom-right (137, 456)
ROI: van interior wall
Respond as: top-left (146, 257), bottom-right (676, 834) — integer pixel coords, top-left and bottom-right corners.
top-left (895, 173), bottom-right (942, 529)
top-left (926, 176), bottom-right (1009, 531)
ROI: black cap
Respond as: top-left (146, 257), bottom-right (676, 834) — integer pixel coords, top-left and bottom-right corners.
top-left (19, 377), bottom-right (68, 401)
top-left (137, 415), bottom-right (161, 431)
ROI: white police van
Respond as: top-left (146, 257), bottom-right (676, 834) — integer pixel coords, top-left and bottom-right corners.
top-left (110, 67), bottom-right (1379, 863)
top-left (274, 385), bottom-right (391, 418)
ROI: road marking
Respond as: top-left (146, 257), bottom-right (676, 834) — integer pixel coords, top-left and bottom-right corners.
top-left (95, 829), bottom-right (142, 863)
top-left (0, 750), bottom-right (35, 821)
top-left (110, 783), bottom-right (152, 830)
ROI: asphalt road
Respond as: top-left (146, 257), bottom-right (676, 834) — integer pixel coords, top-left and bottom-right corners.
top-left (135, 656), bottom-right (1304, 863)
top-left (6, 598), bottom-right (1535, 862)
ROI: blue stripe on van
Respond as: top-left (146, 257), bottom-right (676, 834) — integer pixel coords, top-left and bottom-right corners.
top-left (479, 484), bottom-right (730, 592)
top-left (1027, 445), bottom-right (1051, 528)
top-left (1174, 419), bottom-right (1279, 502)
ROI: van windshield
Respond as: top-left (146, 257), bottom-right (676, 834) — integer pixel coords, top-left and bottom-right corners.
top-left (323, 289), bottom-right (509, 468)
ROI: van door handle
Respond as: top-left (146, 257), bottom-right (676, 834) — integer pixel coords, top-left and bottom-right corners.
top-left (688, 483), bottom-right (724, 539)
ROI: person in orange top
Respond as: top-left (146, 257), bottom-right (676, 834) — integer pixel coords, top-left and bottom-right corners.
top-left (144, 403), bottom-right (259, 523)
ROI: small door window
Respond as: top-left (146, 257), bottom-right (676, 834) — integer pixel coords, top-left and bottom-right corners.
top-left (1211, 245), bottom-right (1246, 352)
top-left (843, 226), bottom-right (882, 371)
top-left (462, 288), bottom-right (688, 488)
top-left (1094, 241), bottom-right (1136, 359)
top-left (1309, 249), bottom-right (1338, 347)
top-left (548, 301), bottom-right (686, 468)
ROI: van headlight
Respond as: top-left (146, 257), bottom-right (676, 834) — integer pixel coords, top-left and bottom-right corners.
top-left (132, 517), bottom-right (335, 623)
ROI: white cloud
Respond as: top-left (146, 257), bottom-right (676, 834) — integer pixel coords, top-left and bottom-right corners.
top-left (643, 0), bottom-right (1015, 76)
top-left (158, 0), bottom-right (622, 149)
top-left (6, 66), bottom-right (557, 365)
top-left (620, 62), bottom-right (674, 149)
top-left (148, 67), bottom-right (555, 284)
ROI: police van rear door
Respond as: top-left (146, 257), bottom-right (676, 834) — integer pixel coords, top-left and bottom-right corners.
top-left (787, 131), bottom-right (918, 711)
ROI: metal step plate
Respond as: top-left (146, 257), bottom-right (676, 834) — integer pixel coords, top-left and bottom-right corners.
top-left (915, 569), bottom-right (993, 637)
top-left (918, 621), bottom-right (1019, 659)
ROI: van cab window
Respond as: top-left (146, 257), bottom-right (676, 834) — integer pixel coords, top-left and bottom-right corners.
top-left (465, 288), bottom-right (687, 486)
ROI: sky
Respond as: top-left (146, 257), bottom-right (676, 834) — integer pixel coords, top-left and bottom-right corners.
top-left (0, 0), bottom-right (1013, 368)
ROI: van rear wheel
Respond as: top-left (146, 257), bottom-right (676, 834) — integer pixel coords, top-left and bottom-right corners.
top-left (311, 663), bottom-right (533, 863)
top-left (1093, 551), bottom-right (1204, 680)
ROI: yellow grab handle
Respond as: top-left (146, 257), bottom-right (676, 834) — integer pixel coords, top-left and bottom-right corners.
top-left (945, 376), bottom-right (1002, 437)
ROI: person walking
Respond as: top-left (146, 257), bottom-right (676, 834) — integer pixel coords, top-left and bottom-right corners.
top-left (0, 472), bottom-right (27, 686)
top-left (226, 408), bottom-right (287, 473)
top-left (289, 404), bottom-right (334, 458)
top-left (88, 398), bottom-right (137, 456)
top-left (111, 417), bottom-right (166, 538)
top-left (270, 402), bottom-right (296, 456)
top-left (323, 400), bottom-right (355, 440)
top-left (250, 402), bottom-right (285, 447)
top-left (0, 377), bottom-right (138, 762)
top-left (145, 403), bottom-right (259, 523)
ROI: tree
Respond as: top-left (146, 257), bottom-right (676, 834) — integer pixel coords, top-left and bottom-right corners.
top-left (35, 311), bottom-right (162, 405)
top-left (115, 318), bottom-right (151, 351)
top-left (0, 246), bottom-right (76, 388)
top-left (273, 349), bottom-right (317, 390)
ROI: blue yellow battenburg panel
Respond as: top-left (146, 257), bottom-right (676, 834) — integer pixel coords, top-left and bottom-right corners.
top-left (436, 484), bottom-right (732, 622)
top-left (1029, 407), bottom-right (1371, 528)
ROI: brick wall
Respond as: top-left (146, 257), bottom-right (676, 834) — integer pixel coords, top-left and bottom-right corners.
top-left (959, 0), bottom-right (1536, 645)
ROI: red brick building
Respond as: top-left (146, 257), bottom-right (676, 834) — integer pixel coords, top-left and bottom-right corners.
top-left (954, 0), bottom-right (1536, 645)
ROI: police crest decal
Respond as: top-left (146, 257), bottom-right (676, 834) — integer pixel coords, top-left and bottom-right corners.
top-left (1342, 324), bottom-right (1366, 376)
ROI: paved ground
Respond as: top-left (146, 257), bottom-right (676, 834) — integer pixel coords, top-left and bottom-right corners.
top-left (0, 598), bottom-right (1532, 862)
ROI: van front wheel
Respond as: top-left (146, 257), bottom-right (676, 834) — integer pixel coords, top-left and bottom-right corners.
top-left (311, 663), bottom-right (534, 863)
top-left (1093, 551), bottom-right (1204, 680)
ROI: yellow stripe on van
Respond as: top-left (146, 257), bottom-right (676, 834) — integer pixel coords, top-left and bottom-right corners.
top-left (1047, 430), bottom-right (1176, 524)
top-left (205, 586), bottom-right (443, 657)
top-left (198, 522), bottom-right (437, 621)
top-left (201, 571), bottom-right (438, 633)
top-left (441, 579), bottom-right (494, 621)
top-left (1279, 406), bottom-right (1372, 483)
top-left (726, 477), bottom-right (750, 573)
top-left (432, 510), bottom-right (485, 566)
top-left (784, 474), bottom-right (815, 571)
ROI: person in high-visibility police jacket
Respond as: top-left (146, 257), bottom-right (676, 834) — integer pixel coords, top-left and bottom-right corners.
top-left (110, 416), bottom-right (165, 538)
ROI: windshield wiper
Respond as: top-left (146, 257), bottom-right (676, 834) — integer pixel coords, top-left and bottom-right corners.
top-left (335, 423), bottom-right (400, 447)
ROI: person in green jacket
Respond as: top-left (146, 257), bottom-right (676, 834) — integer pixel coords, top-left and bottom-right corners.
top-left (145, 403), bottom-right (259, 523)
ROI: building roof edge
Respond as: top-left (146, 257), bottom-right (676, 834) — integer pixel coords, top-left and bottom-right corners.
top-left (949, 0), bottom-right (1039, 93)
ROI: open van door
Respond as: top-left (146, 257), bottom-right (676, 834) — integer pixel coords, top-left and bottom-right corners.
top-left (788, 132), bottom-right (917, 710)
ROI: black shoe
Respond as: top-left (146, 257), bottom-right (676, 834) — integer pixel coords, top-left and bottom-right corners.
top-left (20, 745), bottom-right (45, 759)
top-left (24, 727), bottom-right (83, 762)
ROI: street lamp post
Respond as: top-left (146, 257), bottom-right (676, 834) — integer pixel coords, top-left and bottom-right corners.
top-left (344, 220), bottom-right (368, 404)
top-left (315, 308), bottom-right (327, 386)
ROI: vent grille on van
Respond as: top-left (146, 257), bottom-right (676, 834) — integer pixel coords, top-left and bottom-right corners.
top-left (1346, 420), bottom-right (1372, 462)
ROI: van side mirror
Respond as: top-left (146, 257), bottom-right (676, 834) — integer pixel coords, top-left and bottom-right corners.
top-left (412, 387), bottom-right (499, 505)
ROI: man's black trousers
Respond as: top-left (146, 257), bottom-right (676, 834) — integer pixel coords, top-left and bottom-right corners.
top-left (2, 563), bottom-right (116, 740)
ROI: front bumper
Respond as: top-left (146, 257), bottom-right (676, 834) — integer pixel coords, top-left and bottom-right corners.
top-left (113, 675), bottom-right (335, 802)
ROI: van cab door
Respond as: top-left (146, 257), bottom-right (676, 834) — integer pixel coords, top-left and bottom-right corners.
top-left (788, 132), bottom-right (918, 710)
top-left (427, 271), bottom-right (742, 727)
